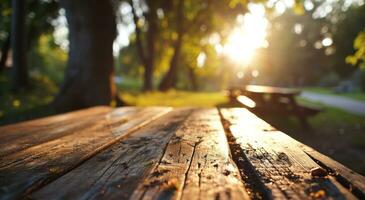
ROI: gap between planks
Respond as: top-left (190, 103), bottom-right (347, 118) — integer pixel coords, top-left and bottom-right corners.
top-left (219, 108), bottom-right (362, 200)
top-left (130, 108), bottom-right (250, 200)
top-left (32, 108), bottom-right (195, 200)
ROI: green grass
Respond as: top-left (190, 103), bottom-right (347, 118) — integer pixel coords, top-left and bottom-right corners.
top-left (120, 90), bottom-right (227, 107)
top-left (298, 97), bottom-right (365, 125)
top-left (304, 87), bottom-right (365, 101)
top-left (298, 98), bottom-right (365, 141)
top-left (116, 77), bottom-right (143, 92)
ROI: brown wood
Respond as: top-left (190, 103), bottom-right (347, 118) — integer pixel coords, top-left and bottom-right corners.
top-left (0, 106), bottom-right (363, 199)
top-left (277, 133), bottom-right (365, 197)
top-left (0, 107), bottom-right (171, 199)
top-left (0, 106), bottom-right (113, 157)
top-left (131, 109), bottom-right (249, 200)
top-left (245, 85), bottom-right (301, 96)
top-left (220, 107), bottom-right (365, 197)
top-left (231, 85), bottom-right (321, 129)
top-left (220, 108), bottom-right (363, 199)
top-left (32, 108), bottom-right (193, 200)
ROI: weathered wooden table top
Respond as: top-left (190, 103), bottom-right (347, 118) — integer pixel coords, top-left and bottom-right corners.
top-left (0, 106), bottom-right (364, 200)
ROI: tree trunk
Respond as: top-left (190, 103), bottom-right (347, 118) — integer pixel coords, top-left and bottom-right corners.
top-left (158, 0), bottom-right (184, 91)
top-left (144, 1), bottom-right (158, 91)
top-left (130, 0), bottom-right (147, 73)
top-left (11, 0), bottom-right (28, 89)
top-left (187, 66), bottom-right (198, 91)
top-left (54, 0), bottom-right (119, 111)
top-left (130, 0), bottom-right (157, 91)
top-left (0, 34), bottom-right (10, 71)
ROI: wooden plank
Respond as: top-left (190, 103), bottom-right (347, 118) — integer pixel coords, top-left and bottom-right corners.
top-left (131, 108), bottom-right (250, 200)
top-left (0, 106), bottom-right (172, 200)
top-left (32, 108), bottom-right (194, 200)
top-left (220, 108), bottom-right (360, 199)
top-left (231, 108), bottom-right (365, 198)
top-left (0, 106), bottom-right (111, 138)
top-left (0, 106), bottom-right (116, 157)
top-left (278, 133), bottom-right (365, 198)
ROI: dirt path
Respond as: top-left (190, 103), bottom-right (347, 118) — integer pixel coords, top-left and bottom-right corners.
top-left (301, 91), bottom-right (365, 116)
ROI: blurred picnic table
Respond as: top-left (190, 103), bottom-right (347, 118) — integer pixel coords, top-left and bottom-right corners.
top-left (229, 85), bottom-right (322, 127)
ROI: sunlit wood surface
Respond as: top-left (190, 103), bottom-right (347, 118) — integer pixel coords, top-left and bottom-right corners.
top-left (244, 85), bottom-right (301, 95)
top-left (0, 106), bottom-right (364, 200)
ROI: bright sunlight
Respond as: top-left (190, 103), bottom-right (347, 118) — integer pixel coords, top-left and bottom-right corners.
top-left (223, 4), bottom-right (268, 65)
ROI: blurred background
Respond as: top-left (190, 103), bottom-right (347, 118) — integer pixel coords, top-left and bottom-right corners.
top-left (0, 0), bottom-right (365, 174)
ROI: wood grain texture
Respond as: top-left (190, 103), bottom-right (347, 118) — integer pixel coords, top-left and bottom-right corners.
top-left (0, 106), bottom-right (111, 138)
top-left (131, 108), bottom-right (250, 200)
top-left (220, 108), bottom-right (359, 200)
top-left (0, 107), bottom-right (172, 200)
top-left (32, 108), bottom-right (194, 200)
top-left (0, 106), bottom-right (114, 157)
top-left (280, 134), bottom-right (365, 199)
top-left (1, 106), bottom-right (363, 200)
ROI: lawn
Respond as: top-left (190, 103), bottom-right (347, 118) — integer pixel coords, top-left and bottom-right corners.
top-left (120, 90), bottom-right (227, 107)
top-left (0, 90), bottom-right (228, 125)
top-left (304, 87), bottom-right (365, 101)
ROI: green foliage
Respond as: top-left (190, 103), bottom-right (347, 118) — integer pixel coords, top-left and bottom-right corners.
top-left (346, 30), bottom-right (365, 69)
top-left (27, 0), bottom-right (59, 47)
top-left (0, 2), bottom-right (65, 124)
top-left (119, 0), bottom-right (365, 90)
top-left (318, 72), bottom-right (340, 87)
top-left (258, 10), bottom-right (329, 86)
top-left (121, 0), bottom-right (250, 90)
top-left (0, 0), bottom-right (59, 48)
top-left (293, 1), bottom-right (305, 15)
top-left (29, 34), bottom-right (68, 83)
top-left (116, 77), bottom-right (143, 92)
top-left (0, 0), bottom-right (12, 48)
top-left (0, 72), bottom-right (58, 125)
top-left (330, 4), bottom-right (365, 77)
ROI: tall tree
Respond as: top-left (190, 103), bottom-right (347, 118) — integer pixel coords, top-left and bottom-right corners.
top-left (11, 0), bottom-right (28, 89)
top-left (0, 0), bottom-right (11, 71)
top-left (0, 34), bottom-right (10, 71)
top-left (129, 0), bottom-right (161, 91)
top-left (54, 0), bottom-right (120, 111)
top-left (26, 0), bottom-right (59, 49)
top-left (1, 0), bottom-right (58, 72)
top-left (158, 0), bottom-right (184, 91)
top-left (158, 0), bottom-right (245, 90)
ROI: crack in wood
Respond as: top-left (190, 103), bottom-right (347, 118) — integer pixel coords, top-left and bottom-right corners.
top-left (180, 140), bottom-right (201, 200)
top-left (219, 108), bottom-right (362, 200)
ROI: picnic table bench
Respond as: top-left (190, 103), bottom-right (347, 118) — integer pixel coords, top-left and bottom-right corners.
top-left (0, 106), bottom-right (364, 200)
top-left (228, 85), bottom-right (322, 127)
